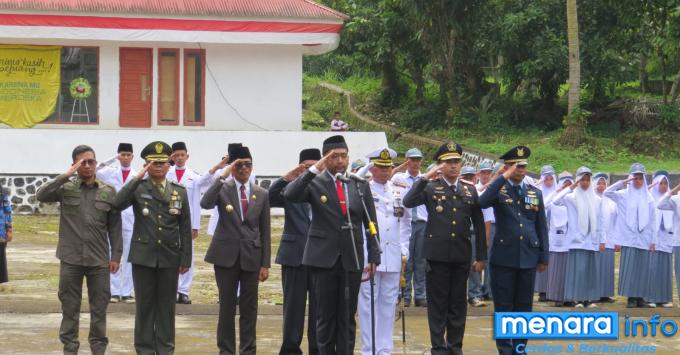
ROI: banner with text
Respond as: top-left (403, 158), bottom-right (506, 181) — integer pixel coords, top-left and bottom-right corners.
top-left (0, 45), bottom-right (61, 128)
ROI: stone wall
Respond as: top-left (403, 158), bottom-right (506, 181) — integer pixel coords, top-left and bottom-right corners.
top-left (1, 174), bottom-right (279, 215)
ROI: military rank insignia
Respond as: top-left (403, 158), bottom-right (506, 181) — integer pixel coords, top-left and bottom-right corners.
top-left (393, 191), bottom-right (404, 218)
top-left (169, 190), bottom-right (182, 215)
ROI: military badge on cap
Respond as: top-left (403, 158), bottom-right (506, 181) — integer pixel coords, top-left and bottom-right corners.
top-left (434, 141), bottom-right (463, 161)
top-left (499, 145), bottom-right (530, 166)
top-left (141, 141), bottom-right (172, 162)
top-left (367, 147), bottom-right (397, 168)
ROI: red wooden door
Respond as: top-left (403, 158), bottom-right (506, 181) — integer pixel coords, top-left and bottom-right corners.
top-left (119, 48), bottom-right (153, 127)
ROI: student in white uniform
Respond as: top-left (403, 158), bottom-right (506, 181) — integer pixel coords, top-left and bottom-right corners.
top-left (96, 143), bottom-right (137, 303)
top-left (167, 142), bottom-right (214, 304)
top-left (593, 173), bottom-right (617, 303)
top-left (605, 163), bottom-right (657, 308)
top-left (657, 179), bottom-right (680, 306)
top-left (474, 161), bottom-right (495, 303)
top-left (551, 167), bottom-right (603, 308)
top-left (648, 170), bottom-right (674, 307)
top-left (534, 165), bottom-right (557, 302)
top-left (544, 171), bottom-right (573, 307)
top-left (358, 148), bottom-right (410, 355)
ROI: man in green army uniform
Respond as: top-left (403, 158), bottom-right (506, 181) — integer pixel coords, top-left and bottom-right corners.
top-left (113, 141), bottom-right (192, 355)
top-left (36, 145), bottom-right (122, 355)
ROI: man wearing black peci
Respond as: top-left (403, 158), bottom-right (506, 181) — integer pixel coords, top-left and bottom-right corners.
top-left (284, 135), bottom-right (380, 355)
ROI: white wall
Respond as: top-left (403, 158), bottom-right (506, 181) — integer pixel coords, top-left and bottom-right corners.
top-left (0, 39), bottom-right (303, 131)
top-left (0, 129), bottom-right (388, 176)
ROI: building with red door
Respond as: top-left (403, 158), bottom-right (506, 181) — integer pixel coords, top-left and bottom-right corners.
top-left (0, 0), bottom-right (388, 213)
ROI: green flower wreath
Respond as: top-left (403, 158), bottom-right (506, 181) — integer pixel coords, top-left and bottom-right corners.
top-left (69, 77), bottom-right (92, 99)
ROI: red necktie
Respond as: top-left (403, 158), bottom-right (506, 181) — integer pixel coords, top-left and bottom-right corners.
top-left (240, 185), bottom-right (249, 219)
top-left (336, 179), bottom-right (347, 216)
top-left (121, 170), bottom-right (130, 183)
top-left (176, 169), bottom-right (185, 183)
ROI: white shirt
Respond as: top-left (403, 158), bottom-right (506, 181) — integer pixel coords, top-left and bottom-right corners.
top-left (476, 182), bottom-right (496, 224)
top-left (234, 179), bottom-right (251, 221)
top-left (543, 190), bottom-right (570, 252)
top-left (604, 180), bottom-right (657, 250)
top-left (655, 193), bottom-right (680, 250)
top-left (96, 157), bottom-right (136, 231)
top-left (365, 180), bottom-right (411, 272)
top-left (167, 165), bottom-right (213, 230)
top-left (599, 195), bottom-right (618, 248)
top-left (392, 171), bottom-right (428, 223)
top-left (551, 188), bottom-right (603, 251)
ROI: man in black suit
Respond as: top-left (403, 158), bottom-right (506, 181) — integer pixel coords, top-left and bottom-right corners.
top-left (270, 148), bottom-right (322, 355)
top-left (403, 142), bottom-right (486, 355)
top-left (284, 135), bottom-right (381, 355)
top-left (200, 146), bottom-right (271, 355)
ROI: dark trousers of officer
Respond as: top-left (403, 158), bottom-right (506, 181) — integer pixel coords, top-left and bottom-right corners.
top-left (58, 262), bottom-right (110, 355)
top-left (490, 264), bottom-right (536, 355)
top-left (405, 220), bottom-right (427, 303)
top-left (426, 260), bottom-right (470, 355)
top-left (214, 260), bottom-right (260, 355)
top-left (310, 258), bottom-right (361, 355)
top-left (132, 264), bottom-right (179, 355)
top-left (280, 265), bottom-right (318, 355)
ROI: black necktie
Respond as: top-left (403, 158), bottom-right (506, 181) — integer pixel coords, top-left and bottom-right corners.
top-left (513, 185), bottom-right (522, 198)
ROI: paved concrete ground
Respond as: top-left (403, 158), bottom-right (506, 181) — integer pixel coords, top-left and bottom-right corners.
top-left (4, 216), bottom-right (680, 354)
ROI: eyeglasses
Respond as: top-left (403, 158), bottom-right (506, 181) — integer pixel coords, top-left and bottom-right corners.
top-left (81, 159), bottom-right (97, 166)
top-left (235, 162), bottom-right (253, 169)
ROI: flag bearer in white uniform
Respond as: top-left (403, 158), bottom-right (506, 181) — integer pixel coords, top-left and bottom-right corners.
top-left (358, 148), bottom-right (411, 355)
top-left (96, 143), bottom-right (137, 303)
top-left (167, 142), bottom-right (213, 304)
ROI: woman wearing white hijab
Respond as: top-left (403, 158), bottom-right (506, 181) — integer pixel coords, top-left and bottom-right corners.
top-left (551, 167), bottom-right (603, 308)
top-left (605, 163), bottom-right (657, 308)
top-left (648, 171), bottom-right (674, 307)
top-left (533, 165), bottom-right (557, 302)
top-left (593, 173), bottom-right (617, 303)
top-left (657, 179), bottom-right (680, 306)
top-left (544, 171), bottom-right (574, 307)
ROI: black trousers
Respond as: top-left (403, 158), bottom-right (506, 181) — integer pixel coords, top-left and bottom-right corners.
top-left (309, 258), bottom-right (361, 355)
top-left (279, 265), bottom-right (318, 355)
top-left (490, 264), bottom-right (536, 355)
top-left (214, 263), bottom-right (260, 355)
top-left (426, 260), bottom-right (469, 355)
top-left (132, 264), bottom-right (179, 355)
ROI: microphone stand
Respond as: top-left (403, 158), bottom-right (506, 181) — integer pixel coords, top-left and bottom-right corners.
top-left (337, 173), bottom-right (361, 355)
top-left (352, 175), bottom-right (381, 355)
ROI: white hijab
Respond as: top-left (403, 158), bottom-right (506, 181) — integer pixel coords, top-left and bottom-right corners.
top-left (651, 175), bottom-right (674, 231)
top-left (540, 173), bottom-right (557, 198)
top-left (574, 176), bottom-right (599, 236)
top-left (625, 174), bottom-right (651, 232)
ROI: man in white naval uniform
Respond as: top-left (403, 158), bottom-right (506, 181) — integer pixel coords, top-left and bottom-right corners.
top-left (96, 143), bottom-right (137, 303)
top-left (167, 142), bottom-right (214, 304)
top-left (358, 148), bottom-right (411, 355)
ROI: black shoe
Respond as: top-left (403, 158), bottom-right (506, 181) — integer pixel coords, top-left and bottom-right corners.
top-left (177, 293), bottom-right (192, 304)
top-left (554, 301), bottom-right (564, 307)
top-left (538, 292), bottom-right (547, 302)
top-left (121, 296), bottom-right (135, 304)
top-left (627, 298), bottom-right (638, 308)
top-left (110, 295), bottom-right (121, 303)
top-left (563, 301), bottom-right (576, 307)
top-left (415, 299), bottom-right (427, 307)
top-left (599, 297), bottom-right (615, 303)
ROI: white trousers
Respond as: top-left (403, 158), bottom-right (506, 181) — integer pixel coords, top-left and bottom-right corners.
top-left (110, 228), bottom-right (133, 297)
top-left (178, 240), bottom-right (195, 295)
top-left (358, 271), bottom-right (400, 355)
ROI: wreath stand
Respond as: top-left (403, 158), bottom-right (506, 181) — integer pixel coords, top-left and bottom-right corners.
top-left (70, 98), bottom-right (90, 122)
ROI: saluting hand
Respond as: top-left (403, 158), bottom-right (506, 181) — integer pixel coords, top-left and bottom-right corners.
top-left (424, 163), bottom-right (445, 180)
top-left (313, 150), bottom-right (335, 172)
top-left (501, 164), bottom-right (517, 180)
top-left (622, 176), bottom-right (635, 185)
top-left (283, 164), bottom-right (307, 182)
top-left (135, 163), bottom-right (150, 180)
top-left (65, 159), bottom-right (83, 177)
